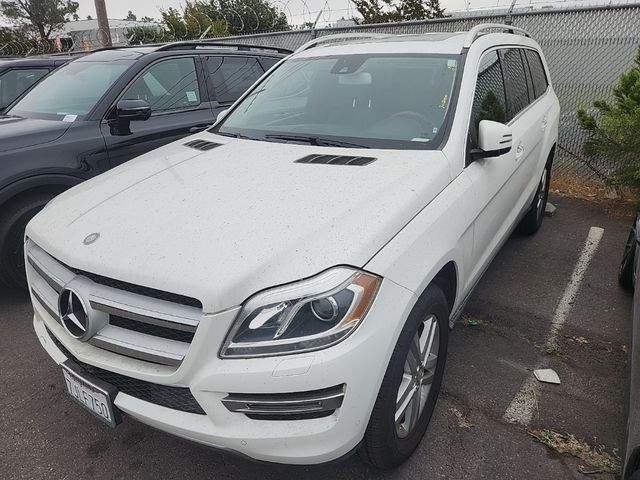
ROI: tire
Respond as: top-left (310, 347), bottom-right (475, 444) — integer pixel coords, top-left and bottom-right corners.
top-left (517, 160), bottom-right (552, 236)
top-left (0, 193), bottom-right (53, 289)
top-left (360, 284), bottom-right (450, 469)
top-left (619, 218), bottom-right (638, 291)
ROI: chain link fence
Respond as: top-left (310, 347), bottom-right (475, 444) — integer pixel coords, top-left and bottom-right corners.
top-left (209, 4), bottom-right (640, 183)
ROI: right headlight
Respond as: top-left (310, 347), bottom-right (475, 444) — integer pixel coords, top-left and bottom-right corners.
top-left (219, 267), bottom-right (382, 358)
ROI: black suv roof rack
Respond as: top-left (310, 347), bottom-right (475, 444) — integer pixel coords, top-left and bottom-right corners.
top-left (156, 41), bottom-right (292, 55)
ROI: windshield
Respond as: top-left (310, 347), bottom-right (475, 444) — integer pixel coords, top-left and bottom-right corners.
top-left (0, 68), bottom-right (49, 111)
top-left (8, 60), bottom-right (134, 120)
top-left (214, 54), bottom-right (460, 149)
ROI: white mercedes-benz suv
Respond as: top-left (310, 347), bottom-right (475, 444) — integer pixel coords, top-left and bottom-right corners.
top-left (26, 25), bottom-right (559, 468)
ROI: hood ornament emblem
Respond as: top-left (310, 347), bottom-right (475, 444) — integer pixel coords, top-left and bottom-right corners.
top-left (83, 233), bottom-right (100, 245)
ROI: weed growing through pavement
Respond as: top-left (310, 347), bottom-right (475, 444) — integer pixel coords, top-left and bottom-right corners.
top-left (461, 315), bottom-right (484, 327)
top-left (529, 429), bottom-right (621, 475)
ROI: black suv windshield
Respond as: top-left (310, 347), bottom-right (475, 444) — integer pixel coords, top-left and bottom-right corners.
top-left (8, 60), bottom-right (134, 121)
top-left (214, 54), bottom-right (460, 150)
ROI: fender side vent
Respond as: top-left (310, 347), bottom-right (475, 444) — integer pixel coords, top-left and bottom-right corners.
top-left (184, 139), bottom-right (221, 151)
top-left (295, 154), bottom-right (376, 166)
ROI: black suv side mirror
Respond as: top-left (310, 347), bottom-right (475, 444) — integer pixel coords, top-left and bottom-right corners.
top-left (116, 99), bottom-right (151, 121)
top-left (109, 100), bottom-right (151, 136)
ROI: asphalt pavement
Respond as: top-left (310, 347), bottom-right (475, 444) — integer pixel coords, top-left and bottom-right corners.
top-left (0, 195), bottom-right (633, 479)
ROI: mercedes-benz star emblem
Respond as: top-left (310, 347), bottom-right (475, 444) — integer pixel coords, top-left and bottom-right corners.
top-left (83, 233), bottom-right (100, 245)
top-left (58, 289), bottom-right (89, 340)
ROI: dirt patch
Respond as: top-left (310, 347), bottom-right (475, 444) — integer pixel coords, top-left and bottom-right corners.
top-left (529, 429), bottom-right (620, 475)
top-left (449, 407), bottom-right (474, 429)
top-left (551, 175), bottom-right (637, 219)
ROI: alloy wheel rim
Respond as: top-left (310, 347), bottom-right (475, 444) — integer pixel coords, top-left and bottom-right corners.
top-left (395, 314), bottom-right (439, 439)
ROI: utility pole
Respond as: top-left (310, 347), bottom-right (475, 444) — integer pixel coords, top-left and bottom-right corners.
top-left (94, 0), bottom-right (112, 48)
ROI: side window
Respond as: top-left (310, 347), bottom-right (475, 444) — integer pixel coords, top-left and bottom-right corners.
top-left (207, 56), bottom-right (264, 104)
top-left (121, 57), bottom-right (201, 113)
top-left (524, 49), bottom-right (549, 99)
top-left (499, 48), bottom-right (531, 121)
top-left (468, 50), bottom-right (507, 150)
top-left (260, 57), bottom-right (280, 71)
top-left (0, 68), bottom-right (49, 108)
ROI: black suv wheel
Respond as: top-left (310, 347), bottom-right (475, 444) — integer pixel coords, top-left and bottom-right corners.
top-left (0, 193), bottom-right (53, 289)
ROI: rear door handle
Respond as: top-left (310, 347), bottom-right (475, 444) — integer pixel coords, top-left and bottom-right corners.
top-left (541, 115), bottom-right (548, 130)
top-left (190, 124), bottom-right (212, 133)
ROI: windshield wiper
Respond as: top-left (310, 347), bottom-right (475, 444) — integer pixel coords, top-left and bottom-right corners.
top-left (216, 131), bottom-right (257, 140)
top-left (264, 134), bottom-right (369, 149)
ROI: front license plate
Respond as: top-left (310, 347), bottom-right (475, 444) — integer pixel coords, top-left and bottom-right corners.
top-left (61, 361), bottom-right (121, 427)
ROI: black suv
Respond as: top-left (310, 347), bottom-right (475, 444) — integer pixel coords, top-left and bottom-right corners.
top-left (0, 54), bottom-right (79, 113)
top-left (0, 41), bottom-right (289, 288)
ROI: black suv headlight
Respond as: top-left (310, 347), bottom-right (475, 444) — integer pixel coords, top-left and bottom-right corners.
top-left (219, 267), bottom-right (381, 358)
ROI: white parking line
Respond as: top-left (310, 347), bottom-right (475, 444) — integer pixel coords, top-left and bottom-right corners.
top-left (503, 226), bottom-right (605, 426)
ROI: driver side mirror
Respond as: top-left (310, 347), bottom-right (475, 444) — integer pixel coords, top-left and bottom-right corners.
top-left (471, 120), bottom-right (513, 161)
top-left (116, 99), bottom-right (151, 121)
top-left (109, 99), bottom-right (151, 136)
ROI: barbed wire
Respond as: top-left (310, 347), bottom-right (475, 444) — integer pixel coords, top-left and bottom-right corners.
top-left (2, 0), bottom-right (640, 56)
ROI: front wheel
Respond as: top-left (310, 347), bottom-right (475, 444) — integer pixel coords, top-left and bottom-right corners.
top-left (360, 284), bottom-right (449, 469)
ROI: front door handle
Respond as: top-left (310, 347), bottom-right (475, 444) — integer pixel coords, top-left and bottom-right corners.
top-left (515, 142), bottom-right (525, 159)
top-left (190, 124), bottom-right (212, 133)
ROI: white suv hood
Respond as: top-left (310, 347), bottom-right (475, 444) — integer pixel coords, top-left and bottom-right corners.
top-left (28, 134), bottom-right (452, 313)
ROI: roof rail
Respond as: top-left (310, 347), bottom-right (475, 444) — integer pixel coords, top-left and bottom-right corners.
top-left (463, 23), bottom-right (530, 48)
top-left (156, 41), bottom-right (292, 55)
top-left (295, 33), bottom-right (394, 54)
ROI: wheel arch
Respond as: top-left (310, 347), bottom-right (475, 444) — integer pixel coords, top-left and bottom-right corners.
top-left (0, 175), bottom-right (83, 214)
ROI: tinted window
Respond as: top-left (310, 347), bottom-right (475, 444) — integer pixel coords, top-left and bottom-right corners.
top-left (469, 50), bottom-right (507, 150)
top-left (525, 49), bottom-right (548, 99)
top-left (207, 56), bottom-right (263, 104)
top-left (122, 57), bottom-right (201, 113)
top-left (260, 57), bottom-right (280, 71)
top-left (0, 68), bottom-right (49, 109)
top-left (500, 48), bottom-right (531, 121)
top-left (9, 61), bottom-right (133, 120)
top-left (522, 50), bottom-right (535, 103)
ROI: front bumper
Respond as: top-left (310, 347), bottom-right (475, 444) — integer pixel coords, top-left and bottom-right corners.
top-left (33, 278), bottom-right (415, 465)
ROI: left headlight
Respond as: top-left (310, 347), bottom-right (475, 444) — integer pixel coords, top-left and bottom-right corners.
top-left (219, 267), bottom-right (382, 358)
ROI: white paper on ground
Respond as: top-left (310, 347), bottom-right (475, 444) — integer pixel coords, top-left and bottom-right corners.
top-left (533, 368), bottom-right (561, 385)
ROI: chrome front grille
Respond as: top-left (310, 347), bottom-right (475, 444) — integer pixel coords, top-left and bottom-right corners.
top-left (27, 241), bottom-right (201, 367)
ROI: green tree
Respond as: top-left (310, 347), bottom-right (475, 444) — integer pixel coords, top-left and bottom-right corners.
top-left (577, 45), bottom-right (640, 188)
top-left (161, 4), bottom-right (228, 40)
top-left (0, 0), bottom-right (79, 40)
top-left (353, 0), bottom-right (445, 24)
top-left (125, 10), bottom-right (137, 21)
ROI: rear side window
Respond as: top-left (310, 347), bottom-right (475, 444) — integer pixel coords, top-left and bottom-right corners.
top-left (499, 48), bottom-right (531, 121)
top-left (0, 68), bottom-right (49, 109)
top-left (468, 50), bottom-right (507, 150)
top-left (122, 57), bottom-right (201, 113)
top-left (524, 49), bottom-right (549, 99)
top-left (207, 56), bottom-right (264, 104)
